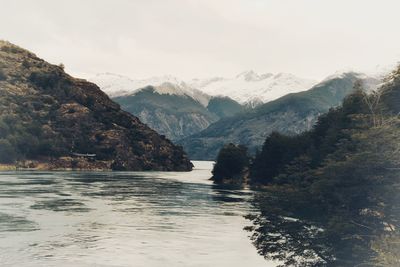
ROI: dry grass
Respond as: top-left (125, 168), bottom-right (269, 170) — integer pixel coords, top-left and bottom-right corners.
top-left (0, 164), bottom-right (16, 171)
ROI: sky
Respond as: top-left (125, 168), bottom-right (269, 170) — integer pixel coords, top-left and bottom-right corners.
top-left (1, 0), bottom-right (400, 81)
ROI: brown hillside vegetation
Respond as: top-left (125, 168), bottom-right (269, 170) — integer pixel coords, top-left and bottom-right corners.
top-left (0, 41), bottom-right (192, 171)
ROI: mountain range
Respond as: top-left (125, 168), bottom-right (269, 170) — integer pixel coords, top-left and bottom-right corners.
top-left (91, 71), bottom-right (317, 106)
top-left (89, 72), bottom-right (318, 140)
top-left (178, 72), bottom-right (381, 160)
top-left (112, 83), bottom-right (244, 140)
top-left (90, 67), bottom-right (382, 161)
top-left (189, 70), bottom-right (317, 107)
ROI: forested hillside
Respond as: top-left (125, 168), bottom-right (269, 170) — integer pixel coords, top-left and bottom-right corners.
top-left (113, 86), bottom-right (244, 141)
top-left (180, 73), bottom-right (379, 160)
top-left (0, 41), bottom-right (192, 171)
top-left (212, 67), bottom-right (400, 266)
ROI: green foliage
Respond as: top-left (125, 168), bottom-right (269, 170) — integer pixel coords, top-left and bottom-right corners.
top-left (250, 131), bottom-right (311, 184)
top-left (212, 143), bottom-right (249, 183)
top-left (181, 72), bottom-right (371, 160)
top-left (0, 139), bottom-right (16, 163)
top-left (246, 74), bottom-right (400, 266)
top-left (0, 111), bottom-right (63, 163)
top-left (250, 88), bottom-right (371, 185)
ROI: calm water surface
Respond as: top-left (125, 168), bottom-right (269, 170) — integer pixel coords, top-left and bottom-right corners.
top-left (0, 161), bottom-right (274, 267)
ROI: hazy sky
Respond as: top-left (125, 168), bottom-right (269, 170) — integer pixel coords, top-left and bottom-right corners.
top-left (1, 0), bottom-right (399, 81)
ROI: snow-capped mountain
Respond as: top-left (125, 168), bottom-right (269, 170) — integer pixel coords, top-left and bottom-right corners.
top-left (190, 70), bottom-right (318, 105)
top-left (90, 73), bottom-right (185, 97)
top-left (143, 82), bottom-right (211, 107)
top-left (320, 70), bottom-right (383, 92)
top-left (89, 73), bottom-right (245, 140)
top-left (89, 73), bottom-right (210, 106)
top-left (90, 71), bottom-right (318, 108)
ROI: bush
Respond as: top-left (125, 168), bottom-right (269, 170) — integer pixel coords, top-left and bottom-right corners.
top-left (212, 143), bottom-right (249, 182)
top-left (29, 71), bottom-right (60, 89)
top-left (0, 139), bottom-right (16, 163)
top-left (0, 68), bottom-right (6, 81)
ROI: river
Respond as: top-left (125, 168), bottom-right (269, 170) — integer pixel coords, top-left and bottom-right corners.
top-left (0, 161), bottom-right (275, 267)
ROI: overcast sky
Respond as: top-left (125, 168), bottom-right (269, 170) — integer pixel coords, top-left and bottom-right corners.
top-left (1, 0), bottom-right (399, 81)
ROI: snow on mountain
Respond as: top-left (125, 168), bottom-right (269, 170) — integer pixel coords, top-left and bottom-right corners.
top-left (189, 71), bottom-right (318, 105)
top-left (90, 71), bottom-right (318, 107)
top-left (145, 82), bottom-right (211, 107)
top-left (89, 73), bottom-right (184, 97)
top-left (321, 70), bottom-right (382, 92)
top-left (89, 73), bottom-right (211, 106)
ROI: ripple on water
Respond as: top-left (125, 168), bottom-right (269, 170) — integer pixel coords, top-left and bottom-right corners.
top-left (0, 212), bottom-right (39, 232)
top-left (0, 163), bottom-right (272, 267)
top-left (30, 198), bottom-right (91, 212)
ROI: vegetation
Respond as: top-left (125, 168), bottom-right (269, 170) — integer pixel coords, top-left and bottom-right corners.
top-left (212, 67), bottom-right (400, 266)
top-left (0, 40), bottom-right (193, 171)
top-left (179, 73), bottom-right (379, 160)
top-left (206, 96), bottom-right (244, 118)
top-left (113, 88), bottom-right (244, 141)
top-left (211, 143), bottom-right (249, 183)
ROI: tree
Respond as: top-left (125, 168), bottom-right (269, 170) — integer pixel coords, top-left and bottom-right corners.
top-left (212, 143), bottom-right (249, 183)
top-left (0, 139), bottom-right (16, 163)
top-left (245, 73), bottom-right (400, 266)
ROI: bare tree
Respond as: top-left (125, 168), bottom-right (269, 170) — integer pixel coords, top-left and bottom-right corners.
top-left (363, 89), bottom-right (384, 127)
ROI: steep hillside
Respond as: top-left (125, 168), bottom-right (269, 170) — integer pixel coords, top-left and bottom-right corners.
top-left (113, 85), bottom-right (218, 141)
top-left (113, 84), bottom-right (244, 140)
top-left (0, 41), bottom-right (192, 171)
top-left (179, 73), bottom-right (380, 160)
top-left (219, 67), bottom-right (400, 267)
top-left (206, 96), bottom-right (245, 118)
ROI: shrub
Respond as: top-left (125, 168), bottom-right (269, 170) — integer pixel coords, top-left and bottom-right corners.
top-left (29, 71), bottom-right (60, 89)
top-left (212, 143), bottom-right (249, 182)
top-left (0, 139), bottom-right (16, 163)
top-left (0, 68), bottom-right (6, 81)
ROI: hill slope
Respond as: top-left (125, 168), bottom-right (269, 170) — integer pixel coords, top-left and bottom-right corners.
top-left (0, 41), bottom-right (192, 171)
top-left (179, 73), bottom-right (380, 160)
top-left (113, 83), bottom-right (244, 140)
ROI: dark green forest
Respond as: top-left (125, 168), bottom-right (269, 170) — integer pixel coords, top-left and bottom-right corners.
top-left (212, 67), bottom-right (400, 266)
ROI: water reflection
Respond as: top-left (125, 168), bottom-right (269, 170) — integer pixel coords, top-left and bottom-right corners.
top-left (245, 184), bottom-right (400, 267)
top-left (0, 161), bottom-right (271, 267)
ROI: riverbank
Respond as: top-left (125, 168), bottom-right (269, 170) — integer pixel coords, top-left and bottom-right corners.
top-left (0, 156), bottom-right (197, 172)
top-left (0, 157), bottom-right (112, 171)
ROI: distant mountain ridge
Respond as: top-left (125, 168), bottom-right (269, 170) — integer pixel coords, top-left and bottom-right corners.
top-left (112, 83), bottom-right (244, 140)
top-left (189, 70), bottom-right (318, 106)
top-left (90, 71), bottom-right (317, 107)
top-left (178, 72), bottom-right (381, 160)
top-left (90, 73), bottom-right (187, 98)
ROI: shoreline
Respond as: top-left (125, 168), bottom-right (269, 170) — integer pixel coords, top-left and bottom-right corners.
top-left (0, 157), bottom-right (194, 172)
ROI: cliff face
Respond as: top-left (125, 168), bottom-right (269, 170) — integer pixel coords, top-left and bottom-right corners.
top-left (0, 41), bottom-right (192, 171)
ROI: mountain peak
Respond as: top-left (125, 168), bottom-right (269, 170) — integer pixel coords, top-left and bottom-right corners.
top-left (192, 71), bottom-right (318, 105)
top-left (236, 70), bottom-right (261, 81)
